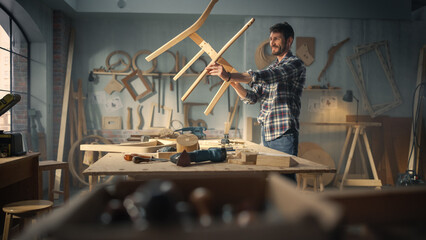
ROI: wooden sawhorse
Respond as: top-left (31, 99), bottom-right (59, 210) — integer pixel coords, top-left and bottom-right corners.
top-left (334, 122), bottom-right (382, 190)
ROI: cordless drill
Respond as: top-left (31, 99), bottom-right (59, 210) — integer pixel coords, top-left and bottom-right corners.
top-left (170, 148), bottom-right (227, 167)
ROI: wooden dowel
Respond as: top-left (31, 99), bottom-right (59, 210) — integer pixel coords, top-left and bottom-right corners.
top-left (204, 81), bottom-right (230, 115)
top-left (174, 48), bottom-right (205, 81)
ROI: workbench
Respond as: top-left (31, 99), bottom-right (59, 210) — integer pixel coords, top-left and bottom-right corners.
top-left (0, 153), bottom-right (40, 231)
top-left (82, 140), bottom-right (335, 190)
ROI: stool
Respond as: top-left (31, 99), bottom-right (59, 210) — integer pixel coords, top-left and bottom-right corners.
top-left (2, 200), bottom-right (53, 240)
top-left (38, 161), bottom-right (70, 202)
top-left (297, 173), bottom-right (324, 192)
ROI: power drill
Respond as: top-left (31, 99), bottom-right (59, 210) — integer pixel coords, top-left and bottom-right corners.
top-left (170, 148), bottom-right (227, 167)
top-left (174, 127), bottom-right (206, 139)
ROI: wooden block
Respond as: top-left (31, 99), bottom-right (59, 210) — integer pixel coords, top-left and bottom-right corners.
top-left (242, 151), bottom-right (257, 164)
top-left (176, 134), bottom-right (199, 152)
top-left (256, 153), bottom-right (298, 167)
top-left (157, 151), bottom-right (178, 159)
top-left (227, 158), bottom-right (255, 165)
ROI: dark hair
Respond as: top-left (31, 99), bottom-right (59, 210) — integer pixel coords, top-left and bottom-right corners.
top-left (269, 22), bottom-right (294, 40)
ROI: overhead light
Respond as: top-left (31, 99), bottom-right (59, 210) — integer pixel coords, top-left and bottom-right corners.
top-left (117, 0), bottom-right (126, 9)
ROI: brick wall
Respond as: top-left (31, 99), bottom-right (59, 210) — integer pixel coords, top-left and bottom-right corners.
top-left (52, 11), bottom-right (71, 159)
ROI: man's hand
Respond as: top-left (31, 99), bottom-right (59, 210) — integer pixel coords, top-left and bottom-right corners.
top-left (205, 62), bottom-right (230, 82)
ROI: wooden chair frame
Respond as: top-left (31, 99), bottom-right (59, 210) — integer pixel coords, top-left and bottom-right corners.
top-left (145, 0), bottom-right (254, 115)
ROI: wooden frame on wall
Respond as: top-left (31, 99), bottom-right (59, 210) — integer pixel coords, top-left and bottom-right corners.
top-left (346, 40), bottom-right (402, 118)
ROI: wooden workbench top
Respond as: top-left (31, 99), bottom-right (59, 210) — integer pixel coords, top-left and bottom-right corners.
top-left (83, 140), bottom-right (335, 178)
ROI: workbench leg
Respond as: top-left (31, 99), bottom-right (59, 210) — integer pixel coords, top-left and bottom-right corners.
top-left (319, 174), bottom-right (324, 192)
top-left (340, 126), bottom-right (360, 190)
top-left (296, 174), bottom-right (302, 190)
top-left (313, 175), bottom-right (318, 192)
top-left (88, 175), bottom-right (98, 191)
top-left (334, 126), bottom-right (352, 186)
top-left (357, 136), bottom-right (369, 178)
top-left (363, 131), bottom-right (382, 188)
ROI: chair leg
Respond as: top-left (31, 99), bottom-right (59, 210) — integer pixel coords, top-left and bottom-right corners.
top-left (63, 167), bottom-right (70, 201)
top-left (48, 170), bottom-right (55, 202)
top-left (3, 213), bottom-right (11, 240)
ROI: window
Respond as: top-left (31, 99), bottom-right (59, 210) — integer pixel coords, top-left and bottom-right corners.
top-left (0, 7), bottom-right (30, 141)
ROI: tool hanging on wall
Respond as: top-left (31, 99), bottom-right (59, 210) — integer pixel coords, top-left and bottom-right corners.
top-left (154, 73), bottom-right (162, 113)
top-left (145, 0), bottom-right (255, 116)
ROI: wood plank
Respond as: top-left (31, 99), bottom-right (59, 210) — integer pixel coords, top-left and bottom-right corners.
top-left (80, 139), bottom-right (176, 154)
top-left (57, 29), bottom-right (75, 163)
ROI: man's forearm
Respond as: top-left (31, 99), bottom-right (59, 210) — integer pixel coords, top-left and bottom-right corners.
top-left (229, 72), bottom-right (252, 84)
top-left (230, 82), bottom-right (247, 99)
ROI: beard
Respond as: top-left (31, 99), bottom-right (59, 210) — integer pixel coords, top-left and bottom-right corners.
top-left (271, 45), bottom-right (285, 56)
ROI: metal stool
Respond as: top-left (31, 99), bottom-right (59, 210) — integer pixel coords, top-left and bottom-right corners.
top-left (38, 161), bottom-right (70, 202)
top-left (2, 200), bottom-right (53, 240)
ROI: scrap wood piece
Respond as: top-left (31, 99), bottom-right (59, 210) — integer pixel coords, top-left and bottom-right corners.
top-left (145, 0), bottom-right (218, 62)
top-left (105, 50), bottom-right (132, 73)
top-left (104, 74), bottom-right (124, 94)
top-left (296, 37), bottom-right (315, 64)
top-left (318, 38), bottom-right (350, 82)
top-left (137, 105), bottom-right (143, 129)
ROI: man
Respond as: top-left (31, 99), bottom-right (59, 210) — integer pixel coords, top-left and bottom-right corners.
top-left (206, 22), bottom-right (306, 156)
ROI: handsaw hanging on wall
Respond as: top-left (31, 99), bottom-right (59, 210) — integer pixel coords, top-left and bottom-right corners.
top-left (145, 0), bottom-right (255, 116)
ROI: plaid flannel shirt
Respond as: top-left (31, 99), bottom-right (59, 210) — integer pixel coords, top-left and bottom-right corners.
top-left (243, 51), bottom-right (306, 142)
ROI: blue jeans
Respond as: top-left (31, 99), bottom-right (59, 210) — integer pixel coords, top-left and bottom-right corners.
top-left (262, 128), bottom-right (299, 182)
top-left (262, 128), bottom-right (299, 156)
